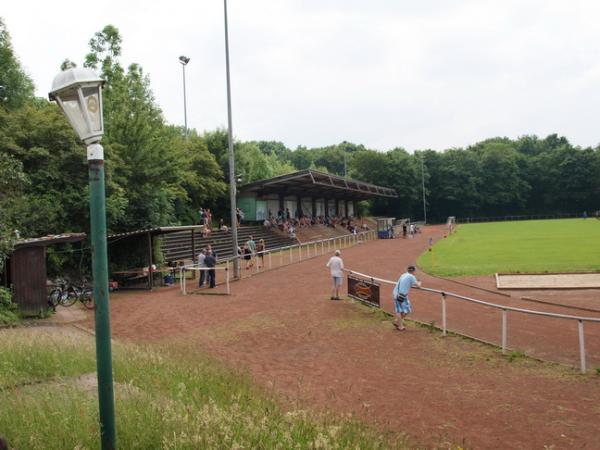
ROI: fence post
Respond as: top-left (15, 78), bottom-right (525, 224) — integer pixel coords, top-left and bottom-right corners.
top-left (578, 320), bottom-right (587, 373)
top-left (226, 262), bottom-right (230, 295)
top-left (289, 246), bottom-right (293, 264)
top-left (182, 268), bottom-right (187, 296)
top-left (502, 309), bottom-right (508, 353)
top-left (269, 251), bottom-right (272, 270)
top-left (307, 242), bottom-right (310, 258)
top-left (441, 292), bottom-right (447, 336)
top-left (299, 244), bottom-right (302, 261)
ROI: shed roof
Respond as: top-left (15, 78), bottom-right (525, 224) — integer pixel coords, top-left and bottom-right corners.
top-left (14, 233), bottom-right (87, 249)
top-left (108, 225), bottom-right (203, 240)
top-left (239, 169), bottom-right (397, 200)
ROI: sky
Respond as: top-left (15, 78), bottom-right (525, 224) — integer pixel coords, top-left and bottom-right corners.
top-left (4, 0), bottom-right (600, 151)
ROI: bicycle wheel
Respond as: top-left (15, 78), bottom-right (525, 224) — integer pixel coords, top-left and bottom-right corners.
top-left (48, 289), bottom-right (61, 308)
top-left (61, 287), bottom-right (78, 307)
top-left (81, 289), bottom-right (94, 310)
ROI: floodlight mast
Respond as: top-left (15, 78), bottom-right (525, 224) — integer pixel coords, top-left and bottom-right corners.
top-left (224, 0), bottom-right (240, 277)
top-left (49, 67), bottom-right (116, 450)
top-left (179, 56), bottom-right (190, 137)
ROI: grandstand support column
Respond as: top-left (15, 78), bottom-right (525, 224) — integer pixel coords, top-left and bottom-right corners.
top-left (312, 197), bottom-right (316, 218)
top-left (147, 231), bottom-right (153, 290)
top-left (324, 199), bottom-right (329, 216)
top-left (296, 196), bottom-right (302, 218)
top-left (335, 199), bottom-right (339, 216)
top-left (344, 199), bottom-right (349, 217)
top-left (279, 193), bottom-right (284, 213)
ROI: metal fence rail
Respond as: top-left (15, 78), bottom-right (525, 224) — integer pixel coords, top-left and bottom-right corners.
top-left (180, 229), bottom-right (378, 292)
top-left (345, 269), bottom-right (600, 373)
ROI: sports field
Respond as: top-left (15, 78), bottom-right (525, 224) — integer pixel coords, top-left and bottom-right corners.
top-left (418, 218), bottom-right (600, 276)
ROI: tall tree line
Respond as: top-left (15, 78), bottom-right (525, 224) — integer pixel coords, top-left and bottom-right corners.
top-left (2, 19), bottom-right (600, 269)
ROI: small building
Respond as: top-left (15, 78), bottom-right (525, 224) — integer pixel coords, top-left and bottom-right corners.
top-left (2, 233), bottom-right (86, 315)
top-left (237, 169), bottom-right (397, 221)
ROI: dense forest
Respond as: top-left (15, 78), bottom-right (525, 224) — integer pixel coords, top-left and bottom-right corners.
top-left (2, 21), bottom-right (600, 268)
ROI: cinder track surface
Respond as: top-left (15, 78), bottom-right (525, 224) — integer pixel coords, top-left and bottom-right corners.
top-left (90, 226), bottom-right (600, 449)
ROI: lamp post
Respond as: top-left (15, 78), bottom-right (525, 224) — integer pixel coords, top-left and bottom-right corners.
top-left (49, 68), bottom-right (116, 450)
top-left (224, 0), bottom-right (240, 277)
top-left (179, 55), bottom-right (190, 137)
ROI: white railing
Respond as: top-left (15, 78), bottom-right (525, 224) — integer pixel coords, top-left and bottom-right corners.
top-left (345, 268), bottom-right (600, 374)
top-left (219, 229), bottom-right (376, 276)
top-left (179, 230), bottom-right (377, 294)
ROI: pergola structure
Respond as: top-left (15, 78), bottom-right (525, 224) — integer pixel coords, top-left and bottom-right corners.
top-left (238, 169), bottom-right (396, 221)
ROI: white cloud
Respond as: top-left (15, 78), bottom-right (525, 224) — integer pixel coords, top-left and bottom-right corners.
top-left (4, 0), bottom-right (600, 150)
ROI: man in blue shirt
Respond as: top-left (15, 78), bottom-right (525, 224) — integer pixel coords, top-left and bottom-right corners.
top-left (392, 265), bottom-right (422, 331)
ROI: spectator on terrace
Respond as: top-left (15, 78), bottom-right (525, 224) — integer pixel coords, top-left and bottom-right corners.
top-left (263, 218), bottom-right (271, 228)
top-left (219, 219), bottom-right (229, 233)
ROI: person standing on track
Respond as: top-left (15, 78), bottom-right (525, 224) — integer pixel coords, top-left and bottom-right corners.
top-left (326, 250), bottom-right (344, 300)
top-left (392, 265), bottom-right (422, 331)
top-left (197, 249), bottom-right (207, 288)
top-left (204, 250), bottom-right (216, 288)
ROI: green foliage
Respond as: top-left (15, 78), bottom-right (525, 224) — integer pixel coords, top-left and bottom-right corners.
top-left (418, 219), bottom-right (600, 276)
top-left (0, 287), bottom-right (19, 325)
top-left (0, 18), bottom-right (34, 110)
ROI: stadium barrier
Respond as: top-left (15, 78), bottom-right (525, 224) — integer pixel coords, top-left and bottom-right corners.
top-left (345, 268), bottom-right (600, 374)
top-left (460, 212), bottom-right (584, 223)
top-left (179, 229), bottom-right (378, 293)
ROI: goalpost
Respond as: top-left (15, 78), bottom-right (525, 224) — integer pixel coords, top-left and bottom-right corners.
top-left (179, 263), bottom-right (231, 296)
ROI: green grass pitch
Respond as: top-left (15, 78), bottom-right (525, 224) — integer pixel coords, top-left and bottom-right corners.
top-left (418, 219), bottom-right (600, 277)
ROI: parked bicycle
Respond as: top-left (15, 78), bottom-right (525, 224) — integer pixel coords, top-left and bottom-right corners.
top-left (48, 278), bottom-right (94, 310)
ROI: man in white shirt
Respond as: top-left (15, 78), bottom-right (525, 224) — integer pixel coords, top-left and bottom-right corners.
top-left (326, 250), bottom-right (344, 300)
top-left (197, 249), bottom-right (206, 288)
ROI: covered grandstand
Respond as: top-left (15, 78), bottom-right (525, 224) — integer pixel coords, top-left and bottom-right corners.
top-left (237, 169), bottom-right (397, 221)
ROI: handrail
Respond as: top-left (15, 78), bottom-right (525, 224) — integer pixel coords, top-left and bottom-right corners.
top-left (215, 230), bottom-right (373, 264)
top-left (344, 269), bottom-right (600, 323)
top-left (344, 267), bottom-right (600, 373)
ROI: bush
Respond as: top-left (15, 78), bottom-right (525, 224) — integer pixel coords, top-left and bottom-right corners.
top-left (0, 287), bottom-right (20, 325)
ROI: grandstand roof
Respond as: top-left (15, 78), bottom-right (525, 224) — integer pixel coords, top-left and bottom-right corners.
top-left (239, 170), bottom-right (397, 200)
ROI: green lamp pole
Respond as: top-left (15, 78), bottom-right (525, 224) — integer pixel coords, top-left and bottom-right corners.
top-left (50, 68), bottom-right (116, 450)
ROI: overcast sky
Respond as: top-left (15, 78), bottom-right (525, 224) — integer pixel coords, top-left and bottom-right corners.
top-left (4, 1), bottom-right (600, 151)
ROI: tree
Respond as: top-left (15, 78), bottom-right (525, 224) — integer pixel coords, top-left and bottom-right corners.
top-left (0, 18), bottom-right (34, 110)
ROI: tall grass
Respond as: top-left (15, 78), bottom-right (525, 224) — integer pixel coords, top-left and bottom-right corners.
top-left (0, 328), bottom-right (409, 449)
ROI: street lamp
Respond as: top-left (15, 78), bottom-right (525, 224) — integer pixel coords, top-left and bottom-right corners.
top-left (179, 55), bottom-right (190, 137)
top-left (49, 67), bottom-right (116, 450)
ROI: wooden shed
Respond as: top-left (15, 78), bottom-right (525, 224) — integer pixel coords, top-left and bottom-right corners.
top-left (5, 233), bottom-right (86, 315)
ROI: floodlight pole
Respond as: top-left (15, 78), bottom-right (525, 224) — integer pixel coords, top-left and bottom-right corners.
top-left (421, 153), bottom-right (427, 224)
top-left (179, 56), bottom-right (190, 137)
top-left (224, 0), bottom-right (240, 277)
top-left (88, 143), bottom-right (116, 450)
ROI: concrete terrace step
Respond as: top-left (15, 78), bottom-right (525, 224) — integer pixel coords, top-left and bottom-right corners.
top-left (161, 226), bottom-right (295, 261)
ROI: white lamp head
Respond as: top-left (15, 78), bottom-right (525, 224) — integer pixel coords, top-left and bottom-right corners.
top-left (49, 68), bottom-right (105, 145)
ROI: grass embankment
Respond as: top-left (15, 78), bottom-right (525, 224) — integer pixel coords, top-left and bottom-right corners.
top-left (0, 327), bottom-right (408, 449)
top-left (418, 219), bottom-right (600, 277)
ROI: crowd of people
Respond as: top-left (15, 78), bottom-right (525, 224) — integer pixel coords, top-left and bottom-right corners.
top-left (262, 209), bottom-right (369, 239)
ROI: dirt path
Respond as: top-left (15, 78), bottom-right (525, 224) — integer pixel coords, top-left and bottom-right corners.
top-left (88, 226), bottom-right (600, 449)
